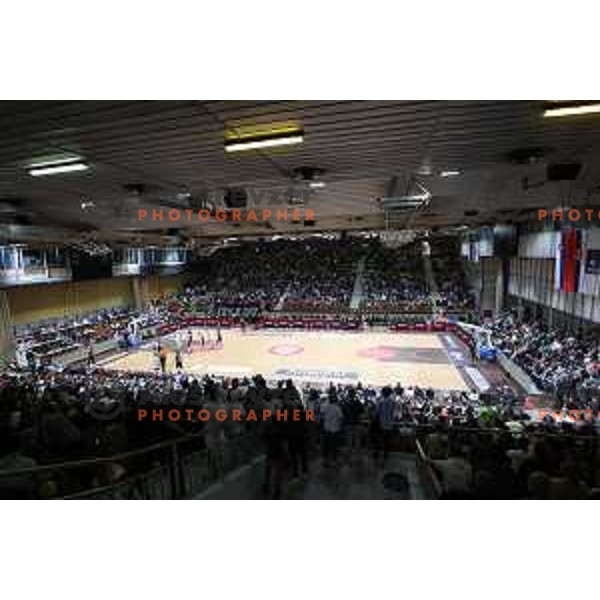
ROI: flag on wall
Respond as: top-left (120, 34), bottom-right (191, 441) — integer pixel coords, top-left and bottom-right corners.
top-left (555, 227), bottom-right (583, 292)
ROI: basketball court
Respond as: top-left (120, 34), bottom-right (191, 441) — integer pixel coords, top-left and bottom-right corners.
top-left (100, 328), bottom-right (471, 390)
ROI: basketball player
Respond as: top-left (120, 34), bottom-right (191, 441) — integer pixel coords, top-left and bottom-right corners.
top-left (217, 325), bottom-right (223, 346)
top-left (175, 349), bottom-right (184, 370)
top-left (187, 329), bottom-right (193, 353)
top-left (87, 342), bottom-right (96, 366)
top-left (153, 344), bottom-right (161, 373)
top-left (159, 345), bottom-right (168, 374)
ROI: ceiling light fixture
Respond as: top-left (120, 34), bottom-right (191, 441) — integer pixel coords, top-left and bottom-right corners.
top-left (225, 127), bottom-right (304, 153)
top-left (225, 134), bottom-right (303, 153)
top-left (543, 103), bottom-right (600, 118)
top-left (309, 181), bottom-right (325, 189)
top-left (440, 170), bottom-right (461, 177)
top-left (28, 161), bottom-right (89, 177)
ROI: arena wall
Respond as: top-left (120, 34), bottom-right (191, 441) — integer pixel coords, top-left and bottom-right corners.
top-left (147, 274), bottom-right (184, 299)
top-left (5, 274), bottom-right (184, 326)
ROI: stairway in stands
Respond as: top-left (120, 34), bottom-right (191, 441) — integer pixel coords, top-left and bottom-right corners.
top-left (349, 256), bottom-right (366, 310)
top-left (274, 283), bottom-right (292, 311)
top-left (422, 252), bottom-right (439, 315)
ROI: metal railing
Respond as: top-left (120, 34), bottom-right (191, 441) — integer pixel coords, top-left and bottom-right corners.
top-left (415, 438), bottom-right (443, 499)
top-left (0, 431), bottom-right (262, 500)
top-left (3, 418), bottom-right (598, 500)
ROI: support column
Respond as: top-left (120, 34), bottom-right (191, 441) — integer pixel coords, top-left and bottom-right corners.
top-left (480, 258), bottom-right (503, 317)
top-left (131, 276), bottom-right (150, 310)
top-left (494, 259), bottom-right (507, 315)
top-left (0, 290), bottom-right (15, 367)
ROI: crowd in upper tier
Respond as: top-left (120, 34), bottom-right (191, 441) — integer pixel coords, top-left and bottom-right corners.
top-left (186, 235), bottom-right (472, 314)
top-left (188, 236), bottom-right (367, 313)
top-left (187, 234), bottom-right (475, 316)
top-left (429, 238), bottom-right (475, 310)
top-left (361, 243), bottom-right (430, 312)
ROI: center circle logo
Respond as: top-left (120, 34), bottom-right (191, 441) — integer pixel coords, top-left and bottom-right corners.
top-left (268, 343), bottom-right (304, 356)
top-left (358, 345), bottom-right (398, 361)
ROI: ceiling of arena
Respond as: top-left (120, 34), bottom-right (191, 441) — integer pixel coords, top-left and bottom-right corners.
top-left (1, 100), bottom-right (600, 246)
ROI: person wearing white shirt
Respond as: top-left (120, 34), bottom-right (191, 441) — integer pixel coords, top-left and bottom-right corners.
top-left (321, 397), bottom-right (344, 465)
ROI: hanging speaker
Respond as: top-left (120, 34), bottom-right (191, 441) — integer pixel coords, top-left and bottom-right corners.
top-left (547, 163), bottom-right (582, 181)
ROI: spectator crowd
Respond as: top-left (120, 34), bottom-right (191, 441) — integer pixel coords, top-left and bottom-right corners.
top-left (5, 233), bottom-right (600, 500)
top-left (490, 312), bottom-right (600, 405)
top-left (2, 357), bottom-right (600, 499)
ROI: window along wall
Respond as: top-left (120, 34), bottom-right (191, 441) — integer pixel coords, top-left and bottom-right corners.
top-left (0, 245), bottom-right (70, 285)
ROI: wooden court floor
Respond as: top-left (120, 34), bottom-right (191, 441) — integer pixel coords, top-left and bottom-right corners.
top-left (101, 328), bottom-right (470, 391)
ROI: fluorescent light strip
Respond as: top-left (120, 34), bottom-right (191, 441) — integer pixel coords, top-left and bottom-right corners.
top-left (543, 104), bottom-right (600, 118)
top-left (309, 181), bottom-right (325, 188)
top-left (225, 135), bottom-right (303, 153)
top-left (29, 163), bottom-right (89, 177)
top-left (440, 170), bottom-right (461, 177)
